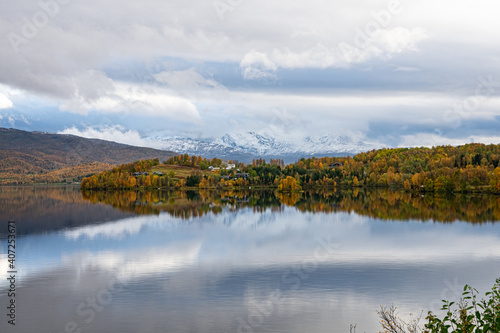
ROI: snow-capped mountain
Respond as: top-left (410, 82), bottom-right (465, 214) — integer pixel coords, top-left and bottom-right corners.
top-left (146, 132), bottom-right (378, 163)
top-left (146, 136), bottom-right (255, 161)
top-left (215, 132), bottom-right (375, 156)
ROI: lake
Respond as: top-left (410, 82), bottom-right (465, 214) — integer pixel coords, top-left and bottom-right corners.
top-left (1, 186), bottom-right (500, 332)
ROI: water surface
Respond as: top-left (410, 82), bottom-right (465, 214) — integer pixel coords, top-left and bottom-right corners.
top-left (1, 186), bottom-right (499, 332)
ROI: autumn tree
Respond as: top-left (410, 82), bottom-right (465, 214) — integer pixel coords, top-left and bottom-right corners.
top-left (278, 176), bottom-right (301, 192)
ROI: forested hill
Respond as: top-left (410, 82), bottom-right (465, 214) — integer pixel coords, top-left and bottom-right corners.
top-left (0, 128), bottom-right (177, 184)
top-left (81, 143), bottom-right (500, 193)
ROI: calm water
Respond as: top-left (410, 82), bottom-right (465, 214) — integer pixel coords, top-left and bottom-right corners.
top-left (1, 186), bottom-right (500, 332)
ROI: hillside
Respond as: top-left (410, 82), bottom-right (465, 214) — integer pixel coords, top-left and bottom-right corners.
top-left (0, 128), bottom-right (177, 185)
top-left (81, 143), bottom-right (500, 193)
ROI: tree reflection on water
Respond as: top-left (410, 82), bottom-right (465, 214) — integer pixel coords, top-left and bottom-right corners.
top-left (81, 188), bottom-right (500, 223)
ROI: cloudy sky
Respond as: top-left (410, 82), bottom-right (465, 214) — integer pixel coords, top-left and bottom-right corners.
top-left (1, 0), bottom-right (500, 147)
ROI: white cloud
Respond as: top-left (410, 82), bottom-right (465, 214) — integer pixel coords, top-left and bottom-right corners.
top-left (58, 72), bottom-right (202, 123)
top-left (240, 51), bottom-right (277, 81)
top-left (74, 70), bottom-right (116, 101)
top-left (111, 83), bottom-right (201, 122)
top-left (0, 93), bottom-right (13, 109)
top-left (58, 125), bottom-right (149, 147)
top-left (395, 66), bottom-right (420, 72)
top-left (154, 68), bottom-right (219, 91)
top-left (269, 27), bottom-right (428, 69)
top-left (2, 113), bottom-right (30, 127)
top-left (399, 133), bottom-right (500, 148)
top-left (371, 27), bottom-right (427, 54)
top-left (153, 68), bottom-right (228, 100)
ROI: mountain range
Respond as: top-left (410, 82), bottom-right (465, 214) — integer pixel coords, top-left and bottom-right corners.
top-left (0, 127), bottom-right (377, 185)
top-left (146, 131), bottom-right (377, 163)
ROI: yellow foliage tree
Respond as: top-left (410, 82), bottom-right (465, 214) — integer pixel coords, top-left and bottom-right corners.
top-left (144, 175), bottom-right (152, 187)
top-left (199, 178), bottom-right (209, 189)
top-left (152, 175), bottom-right (159, 187)
top-left (129, 176), bottom-right (137, 188)
top-left (490, 167), bottom-right (500, 192)
top-left (278, 176), bottom-right (301, 192)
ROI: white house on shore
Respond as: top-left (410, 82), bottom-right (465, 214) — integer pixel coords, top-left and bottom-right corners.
top-left (209, 164), bottom-right (235, 171)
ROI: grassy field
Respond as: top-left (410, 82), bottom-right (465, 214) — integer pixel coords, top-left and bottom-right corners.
top-left (150, 164), bottom-right (212, 181)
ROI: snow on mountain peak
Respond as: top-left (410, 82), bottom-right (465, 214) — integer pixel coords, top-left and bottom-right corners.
top-left (146, 131), bottom-right (377, 163)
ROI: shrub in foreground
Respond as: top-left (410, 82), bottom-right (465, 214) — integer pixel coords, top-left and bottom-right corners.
top-left (375, 279), bottom-right (500, 333)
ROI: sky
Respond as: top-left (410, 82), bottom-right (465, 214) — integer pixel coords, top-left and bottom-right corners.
top-left (1, 0), bottom-right (500, 148)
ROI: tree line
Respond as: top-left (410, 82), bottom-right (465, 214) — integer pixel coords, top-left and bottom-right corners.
top-left (81, 143), bottom-right (500, 193)
top-left (80, 158), bottom-right (162, 189)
